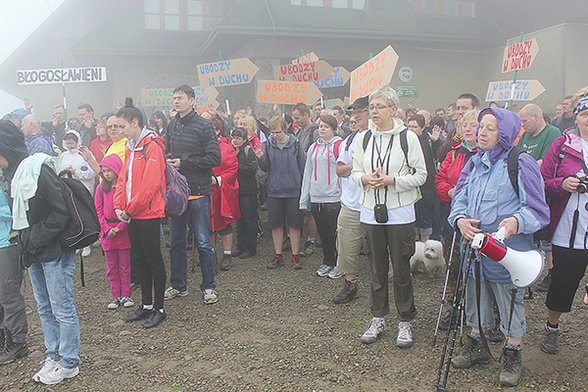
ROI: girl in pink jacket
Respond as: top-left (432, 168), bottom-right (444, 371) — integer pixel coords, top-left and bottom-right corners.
top-left (95, 154), bottom-right (133, 309)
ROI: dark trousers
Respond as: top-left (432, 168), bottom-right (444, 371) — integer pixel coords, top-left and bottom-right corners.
top-left (364, 222), bottom-right (417, 321)
top-left (128, 219), bottom-right (166, 310)
top-left (0, 246), bottom-right (28, 344)
top-left (236, 194), bottom-right (258, 253)
top-left (311, 202), bottom-right (341, 266)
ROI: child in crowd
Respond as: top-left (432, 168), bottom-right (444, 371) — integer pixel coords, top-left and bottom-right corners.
top-left (58, 130), bottom-right (96, 257)
top-left (94, 154), bottom-right (133, 310)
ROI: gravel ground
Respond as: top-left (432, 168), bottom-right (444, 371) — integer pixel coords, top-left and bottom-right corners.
top-left (2, 217), bottom-right (588, 391)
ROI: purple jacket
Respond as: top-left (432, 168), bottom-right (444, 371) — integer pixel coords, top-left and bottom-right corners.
top-left (541, 128), bottom-right (584, 240)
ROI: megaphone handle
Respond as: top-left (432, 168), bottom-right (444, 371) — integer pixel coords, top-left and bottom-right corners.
top-left (494, 226), bottom-right (506, 241)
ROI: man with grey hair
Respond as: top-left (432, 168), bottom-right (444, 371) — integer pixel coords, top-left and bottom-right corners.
top-left (21, 114), bottom-right (57, 156)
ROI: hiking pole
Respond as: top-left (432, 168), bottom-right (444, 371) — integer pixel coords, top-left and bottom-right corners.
top-left (435, 246), bottom-right (475, 392)
top-left (190, 227), bottom-right (197, 273)
top-left (79, 253), bottom-right (85, 288)
top-left (433, 230), bottom-right (458, 346)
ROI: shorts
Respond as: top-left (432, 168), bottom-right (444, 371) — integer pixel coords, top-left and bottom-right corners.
top-left (266, 196), bottom-right (304, 229)
top-left (213, 223), bottom-right (232, 236)
top-left (546, 245), bottom-right (588, 313)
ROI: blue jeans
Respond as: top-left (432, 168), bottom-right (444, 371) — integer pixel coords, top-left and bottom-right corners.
top-left (28, 249), bottom-right (80, 369)
top-left (169, 196), bottom-right (215, 291)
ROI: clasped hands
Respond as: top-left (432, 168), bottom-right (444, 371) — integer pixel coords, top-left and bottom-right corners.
top-left (362, 167), bottom-right (394, 190)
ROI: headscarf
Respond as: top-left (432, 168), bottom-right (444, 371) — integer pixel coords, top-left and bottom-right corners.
top-left (0, 120), bottom-right (29, 181)
top-left (573, 95), bottom-right (588, 116)
top-left (476, 107), bottom-right (521, 164)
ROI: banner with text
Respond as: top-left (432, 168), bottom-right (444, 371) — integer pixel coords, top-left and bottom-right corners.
top-left (197, 58), bottom-right (258, 88)
top-left (257, 80), bottom-right (322, 105)
top-left (349, 45), bottom-right (399, 103)
top-left (17, 67), bottom-right (107, 85)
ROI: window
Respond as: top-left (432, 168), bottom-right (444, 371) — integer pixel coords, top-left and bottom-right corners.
top-left (407, 0), bottom-right (475, 17)
top-left (145, 0), bottom-right (229, 31)
top-left (290, 0), bottom-right (366, 9)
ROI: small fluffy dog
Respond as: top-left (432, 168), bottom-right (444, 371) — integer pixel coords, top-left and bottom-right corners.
top-left (410, 239), bottom-right (445, 277)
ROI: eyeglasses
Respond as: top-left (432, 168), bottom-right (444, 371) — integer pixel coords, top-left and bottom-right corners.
top-left (369, 105), bottom-right (390, 111)
top-left (107, 124), bottom-right (121, 129)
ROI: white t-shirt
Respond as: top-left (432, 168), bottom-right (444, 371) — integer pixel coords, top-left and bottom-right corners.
top-left (338, 131), bottom-right (366, 211)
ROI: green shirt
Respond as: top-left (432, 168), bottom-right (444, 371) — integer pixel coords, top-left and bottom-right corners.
top-left (517, 124), bottom-right (561, 161)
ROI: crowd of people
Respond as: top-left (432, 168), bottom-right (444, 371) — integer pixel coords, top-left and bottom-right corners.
top-left (0, 83), bottom-right (587, 388)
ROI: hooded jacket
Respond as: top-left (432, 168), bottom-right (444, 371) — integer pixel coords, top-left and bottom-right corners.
top-left (95, 154), bottom-right (130, 251)
top-left (299, 136), bottom-right (343, 209)
top-left (449, 107), bottom-right (550, 282)
top-left (352, 118), bottom-right (427, 211)
top-left (258, 134), bottom-right (306, 198)
top-left (114, 128), bottom-right (166, 220)
top-left (166, 110), bottom-right (221, 196)
top-left (540, 127), bottom-right (585, 241)
top-left (58, 130), bottom-right (96, 195)
top-left (210, 136), bottom-right (241, 231)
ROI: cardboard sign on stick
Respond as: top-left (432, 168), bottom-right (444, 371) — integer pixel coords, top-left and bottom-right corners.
top-left (257, 80), bottom-right (322, 105)
top-left (349, 45), bottom-right (398, 103)
top-left (197, 58), bottom-right (258, 87)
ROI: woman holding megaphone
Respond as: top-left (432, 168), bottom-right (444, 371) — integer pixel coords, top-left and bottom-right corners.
top-left (448, 107), bottom-right (549, 387)
top-left (539, 86), bottom-right (588, 356)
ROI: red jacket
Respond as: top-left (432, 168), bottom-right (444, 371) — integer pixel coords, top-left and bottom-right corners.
top-left (435, 143), bottom-right (477, 203)
top-left (210, 137), bottom-right (240, 231)
top-left (114, 130), bottom-right (166, 220)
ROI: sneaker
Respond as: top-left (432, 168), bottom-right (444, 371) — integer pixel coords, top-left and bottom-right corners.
top-left (164, 287), bottom-right (188, 300)
top-left (124, 306), bottom-right (153, 322)
top-left (220, 254), bottom-right (231, 271)
top-left (292, 254), bottom-right (302, 270)
top-left (500, 347), bottom-right (522, 387)
top-left (81, 246), bottom-right (91, 257)
top-left (315, 264), bottom-right (333, 277)
top-left (540, 324), bottom-right (559, 355)
top-left (37, 364), bottom-right (79, 385)
top-left (203, 289), bottom-right (219, 304)
top-left (143, 310), bottom-right (167, 329)
top-left (360, 317), bottom-right (386, 344)
top-left (327, 266), bottom-right (344, 279)
top-left (536, 272), bottom-right (552, 292)
top-left (32, 358), bottom-right (59, 382)
top-left (300, 240), bottom-right (315, 257)
top-left (107, 297), bottom-right (120, 310)
top-left (396, 321), bottom-right (413, 348)
top-left (267, 254), bottom-right (284, 269)
top-left (0, 341), bottom-right (29, 366)
top-left (333, 279), bottom-right (359, 304)
top-left (120, 297), bottom-right (135, 308)
top-left (451, 335), bottom-right (491, 368)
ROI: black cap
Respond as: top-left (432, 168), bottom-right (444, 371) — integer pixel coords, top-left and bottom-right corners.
top-left (348, 96), bottom-right (368, 110)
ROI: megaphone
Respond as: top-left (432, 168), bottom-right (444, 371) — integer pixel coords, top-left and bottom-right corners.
top-left (471, 227), bottom-right (544, 288)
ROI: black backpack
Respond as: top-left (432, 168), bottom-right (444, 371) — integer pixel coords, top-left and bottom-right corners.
top-left (57, 171), bottom-right (100, 250)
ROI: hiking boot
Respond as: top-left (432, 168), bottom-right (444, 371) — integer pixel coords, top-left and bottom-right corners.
top-left (451, 335), bottom-right (491, 368)
top-left (267, 254), bottom-right (284, 269)
top-left (32, 358), bottom-right (59, 382)
top-left (0, 341), bottom-right (29, 366)
top-left (536, 272), bottom-right (552, 292)
top-left (333, 279), bottom-right (359, 304)
top-left (220, 254), bottom-right (231, 271)
top-left (327, 266), bottom-right (344, 279)
top-left (120, 297), bottom-right (135, 308)
top-left (107, 297), bottom-right (120, 310)
top-left (397, 321), bottom-right (413, 348)
top-left (300, 240), bottom-right (315, 257)
top-left (315, 264), bottom-right (333, 277)
top-left (37, 364), bottom-right (79, 385)
top-left (500, 347), bottom-right (522, 387)
top-left (361, 317), bottom-right (386, 344)
top-left (487, 325), bottom-right (505, 343)
top-left (164, 287), bottom-right (188, 300)
top-left (203, 289), bottom-right (219, 304)
top-left (292, 255), bottom-right (302, 270)
top-left (231, 249), bottom-right (244, 258)
top-left (540, 324), bottom-right (559, 355)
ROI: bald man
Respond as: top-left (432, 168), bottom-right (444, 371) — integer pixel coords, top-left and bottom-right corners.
top-left (517, 104), bottom-right (561, 166)
top-left (21, 114), bottom-right (57, 156)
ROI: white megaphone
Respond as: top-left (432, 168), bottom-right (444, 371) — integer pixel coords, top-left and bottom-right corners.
top-left (471, 227), bottom-right (544, 288)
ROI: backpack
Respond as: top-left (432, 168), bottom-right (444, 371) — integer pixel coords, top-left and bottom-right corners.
top-left (57, 171), bottom-right (100, 250)
top-left (143, 137), bottom-right (190, 217)
top-left (362, 128), bottom-right (415, 174)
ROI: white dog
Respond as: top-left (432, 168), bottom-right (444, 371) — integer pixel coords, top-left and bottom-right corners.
top-left (410, 240), bottom-right (445, 277)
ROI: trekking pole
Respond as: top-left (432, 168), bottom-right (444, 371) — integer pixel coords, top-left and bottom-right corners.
top-left (79, 253), bottom-right (85, 288)
top-left (433, 230), bottom-right (457, 346)
top-left (190, 227), bottom-right (197, 273)
top-left (435, 246), bottom-right (475, 391)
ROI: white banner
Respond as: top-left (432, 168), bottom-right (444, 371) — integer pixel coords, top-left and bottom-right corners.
top-left (17, 67), bottom-right (107, 85)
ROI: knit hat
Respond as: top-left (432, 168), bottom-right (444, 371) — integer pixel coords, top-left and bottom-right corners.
top-left (0, 120), bottom-right (29, 181)
top-left (100, 154), bottom-right (123, 176)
